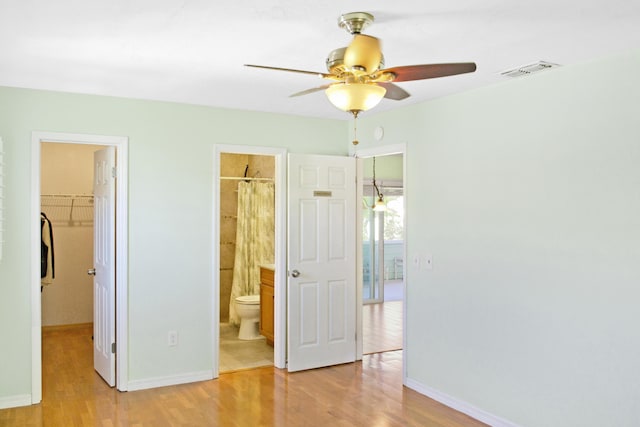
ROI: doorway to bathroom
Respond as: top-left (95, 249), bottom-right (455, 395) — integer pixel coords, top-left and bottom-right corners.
top-left (214, 146), bottom-right (287, 374)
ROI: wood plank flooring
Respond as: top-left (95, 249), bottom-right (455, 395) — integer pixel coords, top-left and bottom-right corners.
top-left (363, 301), bottom-right (403, 355)
top-left (0, 325), bottom-right (487, 426)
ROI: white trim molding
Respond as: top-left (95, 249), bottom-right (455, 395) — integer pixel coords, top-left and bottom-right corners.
top-left (405, 378), bottom-right (521, 427)
top-left (0, 394), bottom-right (32, 410)
top-left (127, 370), bottom-right (214, 391)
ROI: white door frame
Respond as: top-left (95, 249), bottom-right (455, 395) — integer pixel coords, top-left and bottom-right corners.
top-left (212, 144), bottom-right (287, 376)
top-left (354, 143), bottom-right (407, 381)
top-left (31, 131), bottom-right (129, 402)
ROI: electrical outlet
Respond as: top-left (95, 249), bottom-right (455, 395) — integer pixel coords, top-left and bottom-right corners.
top-left (168, 330), bottom-right (178, 347)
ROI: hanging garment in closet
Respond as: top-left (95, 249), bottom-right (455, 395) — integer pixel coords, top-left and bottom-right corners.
top-left (41, 212), bottom-right (55, 286)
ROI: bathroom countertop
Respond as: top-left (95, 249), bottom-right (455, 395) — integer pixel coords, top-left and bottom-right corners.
top-left (259, 264), bottom-right (275, 271)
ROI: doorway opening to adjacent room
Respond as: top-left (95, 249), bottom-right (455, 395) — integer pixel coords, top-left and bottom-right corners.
top-left (30, 131), bottom-right (129, 402)
top-left (40, 142), bottom-right (106, 392)
top-left (356, 145), bottom-right (406, 357)
top-left (213, 145), bottom-right (287, 376)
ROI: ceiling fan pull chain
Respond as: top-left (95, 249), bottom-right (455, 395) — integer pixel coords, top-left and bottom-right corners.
top-left (352, 114), bottom-right (359, 145)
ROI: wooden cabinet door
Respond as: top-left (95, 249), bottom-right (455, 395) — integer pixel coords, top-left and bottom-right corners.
top-left (260, 268), bottom-right (275, 344)
top-left (260, 284), bottom-right (274, 343)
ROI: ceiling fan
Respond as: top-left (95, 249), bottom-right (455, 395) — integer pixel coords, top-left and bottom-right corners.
top-left (245, 12), bottom-right (477, 118)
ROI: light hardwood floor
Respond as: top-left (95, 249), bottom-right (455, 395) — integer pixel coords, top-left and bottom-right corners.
top-left (363, 301), bottom-right (403, 355)
top-left (0, 325), bottom-right (487, 426)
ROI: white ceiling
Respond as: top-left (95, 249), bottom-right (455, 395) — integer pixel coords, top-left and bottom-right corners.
top-left (1, 0), bottom-right (639, 120)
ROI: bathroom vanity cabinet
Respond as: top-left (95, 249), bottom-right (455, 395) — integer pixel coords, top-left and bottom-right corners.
top-left (259, 266), bottom-right (275, 346)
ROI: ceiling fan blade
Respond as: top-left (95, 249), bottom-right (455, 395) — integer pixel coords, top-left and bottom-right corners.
top-left (379, 83), bottom-right (410, 101)
top-left (382, 62), bottom-right (477, 82)
top-left (344, 34), bottom-right (382, 74)
top-left (245, 64), bottom-right (329, 78)
top-left (289, 85), bottom-right (332, 98)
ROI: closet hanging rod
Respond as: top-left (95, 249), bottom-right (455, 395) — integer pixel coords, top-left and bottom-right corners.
top-left (219, 176), bottom-right (273, 181)
top-left (41, 193), bottom-right (94, 199)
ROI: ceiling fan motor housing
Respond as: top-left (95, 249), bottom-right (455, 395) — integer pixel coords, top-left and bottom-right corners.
top-left (338, 12), bottom-right (374, 34)
top-left (326, 47), bottom-right (385, 75)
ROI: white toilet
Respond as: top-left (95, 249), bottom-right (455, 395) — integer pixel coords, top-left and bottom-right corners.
top-left (235, 295), bottom-right (262, 340)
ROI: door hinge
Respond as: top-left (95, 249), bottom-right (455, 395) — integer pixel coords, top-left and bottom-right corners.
top-left (111, 342), bottom-right (116, 354)
top-left (111, 166), bottom-right (117, 179)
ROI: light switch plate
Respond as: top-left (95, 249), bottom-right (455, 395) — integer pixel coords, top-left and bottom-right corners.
top-left (423, 254), bottom-right (433, 270)
top-left (413, 255), bottom-right (420, 268)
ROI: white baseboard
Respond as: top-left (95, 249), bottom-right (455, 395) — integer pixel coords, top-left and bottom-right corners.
top-left (404, 378), bottom-right (520, 427)
top-left (0, 394), bottom-right (32, 410)
top-left (127, 370), bottom-right (214, 391)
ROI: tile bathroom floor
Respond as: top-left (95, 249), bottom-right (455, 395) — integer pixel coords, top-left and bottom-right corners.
top-left (219, 322), bottom-right (273, 372)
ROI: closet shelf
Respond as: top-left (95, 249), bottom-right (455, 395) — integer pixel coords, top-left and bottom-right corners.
top-left (220, 176), bottom-right (273, 181)
top-left (41, 194), bottom-right (94, 226)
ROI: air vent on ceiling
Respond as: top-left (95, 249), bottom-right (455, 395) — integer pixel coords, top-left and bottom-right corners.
top-left (500, 61), bottom-right (560, 78)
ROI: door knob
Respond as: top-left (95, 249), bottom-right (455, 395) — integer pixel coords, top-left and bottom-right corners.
top-left (290, 269), bottom-right (300, 278)
top-left (87, 268), bottom-right (96, 276)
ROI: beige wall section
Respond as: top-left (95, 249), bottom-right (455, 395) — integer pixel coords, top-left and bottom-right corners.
top-left (219, 153), bottom-right (274, 322)
top-left (40, 142), bottom-right (104, 326)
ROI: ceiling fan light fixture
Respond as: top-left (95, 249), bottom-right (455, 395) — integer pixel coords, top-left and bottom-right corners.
top-left (325, 83), bottom-right (386, 114)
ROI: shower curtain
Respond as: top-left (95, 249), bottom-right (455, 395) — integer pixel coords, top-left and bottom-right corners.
top-left (229, 181), bottom-right (275, 326)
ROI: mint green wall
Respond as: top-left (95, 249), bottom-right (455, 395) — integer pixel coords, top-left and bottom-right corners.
top-left (362, 154), bottom-right (403, 180)
top-left (2, 47), bottom-right (639, 425)
top-left (0, 87), bottom-right (347, 401)
top-left (356, 49), bottom-right (640, 426)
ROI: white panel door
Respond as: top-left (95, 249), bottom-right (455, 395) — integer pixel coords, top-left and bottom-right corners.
top-left (93, 147), bottom-right (116, 386)
top-left (287, 153), bottom-right (356, 372)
